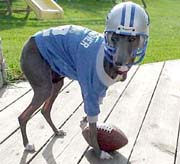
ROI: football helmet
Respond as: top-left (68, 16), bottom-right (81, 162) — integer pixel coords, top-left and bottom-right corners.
top-left (104, 2), bottom-right (150, 66)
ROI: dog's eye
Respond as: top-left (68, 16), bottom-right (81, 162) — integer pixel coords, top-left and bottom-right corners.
top-left (111, 35), bottom-right (119, 43)
top-left (128, 36), bottom-right (136, 42)
top-left (111, 37), bottom-right (116, 42)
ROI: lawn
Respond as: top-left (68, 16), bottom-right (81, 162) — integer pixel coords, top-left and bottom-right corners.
top-left (0, 0), bottom-right (180, 81)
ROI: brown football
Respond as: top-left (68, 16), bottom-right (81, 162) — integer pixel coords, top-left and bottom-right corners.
top-left (82, 123), bottom-right (128, 152)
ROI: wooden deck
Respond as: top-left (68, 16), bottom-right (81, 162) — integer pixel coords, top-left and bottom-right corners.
top-left (0, 60), bottom-right (180, 164)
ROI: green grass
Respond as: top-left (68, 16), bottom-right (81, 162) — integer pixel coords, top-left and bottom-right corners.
top-left (0, 0), bottom-right (180, 81)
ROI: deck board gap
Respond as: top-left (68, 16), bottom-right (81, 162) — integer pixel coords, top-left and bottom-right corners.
top-left (76, 65), bottom-right (140, 163)
top-left (127, 61), bottom-right (165, 162)
top-left (104, 65), bottom-right (140, 123)
top-left (77, 146), bottom-right (90, 164)
top-left (0, 88), bottom-right (32, 112)
top-left (174, 118), bottom-right (180, 164)
top-left (0, 79), bottom-right (73, 113)
top-left (0, 127), bottom-right (19, 144)
top-left (27, 101), bottom-right (84, 164)
top-left (0, 79), bottom-right (73, 144)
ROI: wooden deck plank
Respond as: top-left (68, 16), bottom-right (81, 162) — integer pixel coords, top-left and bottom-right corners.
top-left (29, 66), bottom-right (138, 163)
top-left (0, 81), bottom-right (82, 164)
top-left (129, 60), bottom-right (180, 164)
top-left (0, 90), bottom-right (34, 144)
top-left (0, 81), bottom-right (31, 112)
top-left (0, 78), bottom-right (71, 144)
top-left (1, 60), bottom-right (179, 164)
top-left (175, 120), bottom-right (180, 164)
top-left (79, 62), bottom-right (164, 164)
top-left (29, 101), bottom-right (86, 164)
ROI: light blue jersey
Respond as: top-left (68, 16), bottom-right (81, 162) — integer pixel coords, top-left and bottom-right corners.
top-left (34, 25), bottom-right (107, 117)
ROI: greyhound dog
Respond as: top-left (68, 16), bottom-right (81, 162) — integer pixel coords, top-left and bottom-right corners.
top-left (18, 2), bottom-right (149, 159)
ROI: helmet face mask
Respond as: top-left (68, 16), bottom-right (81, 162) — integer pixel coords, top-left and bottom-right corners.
top-left (104, 32), bottom-right (144, 66)
top-left (104, 2), bottom-right (150, 67)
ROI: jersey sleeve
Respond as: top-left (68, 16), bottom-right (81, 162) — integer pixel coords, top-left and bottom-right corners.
top-left (80, 84), bottom-right (100, 116)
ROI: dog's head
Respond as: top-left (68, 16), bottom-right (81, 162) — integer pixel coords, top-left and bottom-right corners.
top-left (104, 2), bottom-right (150, 81)
top-left (105, 32), bottom-right (145, 66)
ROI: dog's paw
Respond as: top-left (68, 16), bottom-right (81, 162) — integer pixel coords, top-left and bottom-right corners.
top-left (25, 143), bottom-right (35, 153)
top-left (100, 151), bottom-right (113, 160)
top-left (55, 130), bottom-right (66, 137)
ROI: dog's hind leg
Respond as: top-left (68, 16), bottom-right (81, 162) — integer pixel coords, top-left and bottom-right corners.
top-left (41, 72), bottom-right (66, 137)
top-left (18, 37), bottom-right (52, 152)
top-left (18, 85), bottom-right (52, 152)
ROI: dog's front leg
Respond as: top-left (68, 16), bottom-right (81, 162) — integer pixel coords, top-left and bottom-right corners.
top-left (80, 117), bottom-right (112, 159)
top-left (89, 123), bottom-right (101, 156)
top-left (89, 122), bottom-right (113, 159)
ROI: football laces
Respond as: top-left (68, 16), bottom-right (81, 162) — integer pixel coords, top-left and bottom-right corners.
top-left (98, 124), bottom-right (113, 133)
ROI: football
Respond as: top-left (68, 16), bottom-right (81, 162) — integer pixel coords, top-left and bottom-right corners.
top-left (82, 123), bottom-right (128, 152)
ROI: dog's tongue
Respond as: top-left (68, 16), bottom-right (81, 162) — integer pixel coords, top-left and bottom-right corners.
top-left (116, 66), bottom-right (129, 75)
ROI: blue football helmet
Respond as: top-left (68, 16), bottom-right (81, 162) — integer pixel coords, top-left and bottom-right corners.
top-left (104, 2), bottom-right (150, 66)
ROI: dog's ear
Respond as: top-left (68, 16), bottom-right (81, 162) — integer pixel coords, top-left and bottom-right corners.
top-left (105, 32), bottom-right (114, 48)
